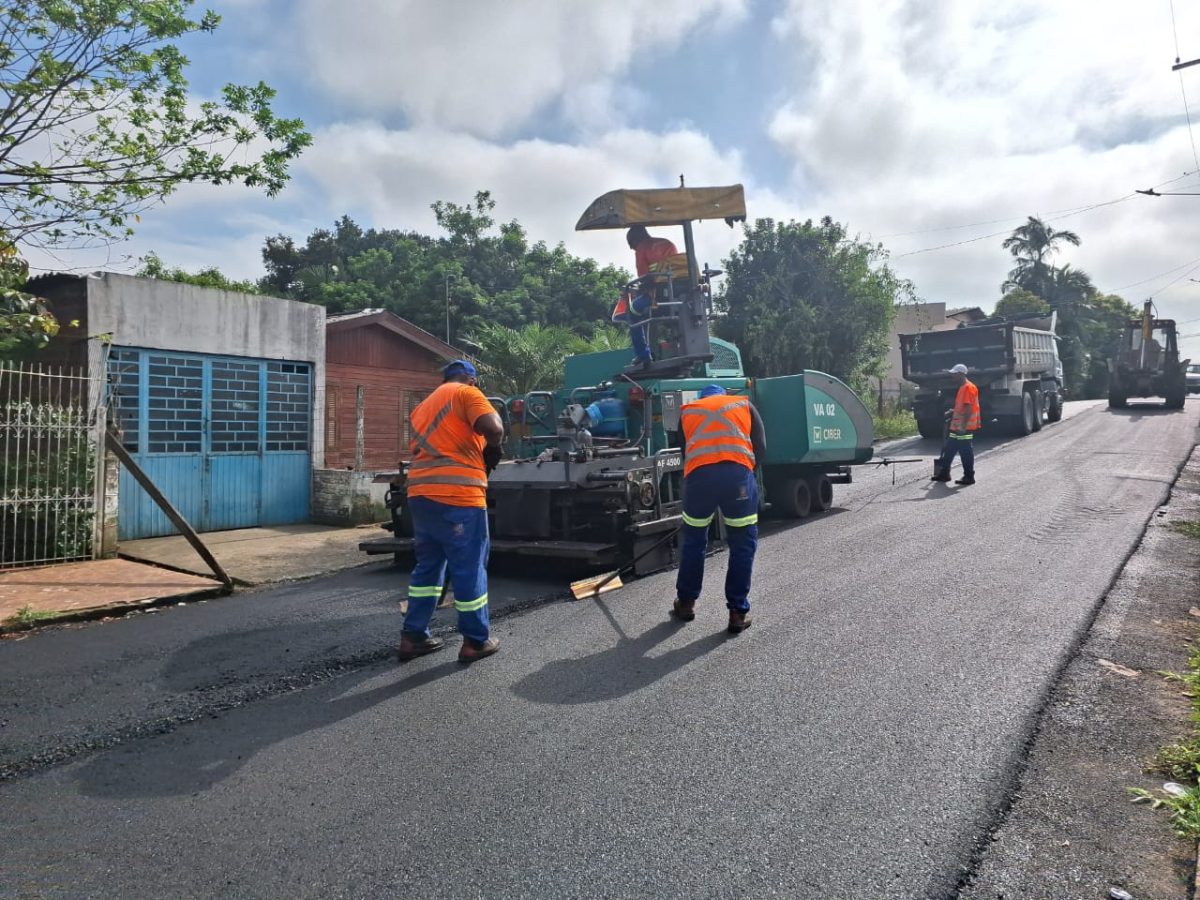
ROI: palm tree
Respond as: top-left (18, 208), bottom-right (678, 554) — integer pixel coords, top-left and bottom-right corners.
top-left (1001, 217), bottom-right (1081, 295)
top-left (468, 322), bottom-right (589, 396)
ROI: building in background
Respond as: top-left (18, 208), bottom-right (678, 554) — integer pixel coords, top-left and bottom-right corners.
top-left (316, 309), bottom-right (462, 525)
top-left (32, 272), bottom-right (325, 541)
top-left (879, 303), bottom-right (988, 404)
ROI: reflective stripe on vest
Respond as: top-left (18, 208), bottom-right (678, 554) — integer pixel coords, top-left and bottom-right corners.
top-left (681, 396), bottom-right (755, 476)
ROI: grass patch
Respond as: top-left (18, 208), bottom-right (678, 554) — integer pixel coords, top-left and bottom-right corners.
top-left (1171, 520), bottom-right (1200, 540)
top-left (873, 409), bottom-right (918, 442)
top-left (1133, 646), bottom-right (1200, 839)
top-left (3, 604), bottom-right (63, 629)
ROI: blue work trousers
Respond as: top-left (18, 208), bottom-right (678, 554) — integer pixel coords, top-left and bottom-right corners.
top-left (617, 293), bottom-right (654, 361)
top-left (937, 433), bottom-right (975, 478)
top-left (403, 497), bottom-right (490, 643)
top-left (676, 461), bottom-right (759, 612)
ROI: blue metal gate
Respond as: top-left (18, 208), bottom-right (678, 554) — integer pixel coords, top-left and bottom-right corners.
top-left (108, 348), bottom-right (312, 539)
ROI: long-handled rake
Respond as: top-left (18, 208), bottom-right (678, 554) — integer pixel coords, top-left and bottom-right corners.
top-left (569, 527), bottom-right (680, 601)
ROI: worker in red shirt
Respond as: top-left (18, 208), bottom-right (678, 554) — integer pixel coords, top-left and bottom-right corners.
top-left (611, 224), bottom-right (678, 366)
top-left (931, 363), bottom-right (981, 485)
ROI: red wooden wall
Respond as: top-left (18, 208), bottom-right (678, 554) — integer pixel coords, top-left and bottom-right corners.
top-left (325, 324), bottom-right (444, 470)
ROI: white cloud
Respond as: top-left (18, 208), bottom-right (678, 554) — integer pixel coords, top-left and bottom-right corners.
top-left (296, 120), bottom-right (754, 271)
top-left (295, 0), bottom-right (748, 137)
top-left (763, 0), bottom-right (1200, 357)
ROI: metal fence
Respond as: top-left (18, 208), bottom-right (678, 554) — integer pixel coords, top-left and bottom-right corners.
top-left (0, 357), bottom-right (107, 568)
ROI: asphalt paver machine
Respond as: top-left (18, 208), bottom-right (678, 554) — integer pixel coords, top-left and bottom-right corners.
top-left (362, 184), bottom-right (876, 576)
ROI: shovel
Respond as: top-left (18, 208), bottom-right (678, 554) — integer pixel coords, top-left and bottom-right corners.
top-left (569, 527), bottom-right (680, 601)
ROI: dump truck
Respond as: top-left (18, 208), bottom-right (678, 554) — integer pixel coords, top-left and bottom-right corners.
top-left (362, 183), bottom-right (875, 575)
top-left (899, 313), bottom-right (1064, 439)
top-left (1107, 301), bottom-right (1189, 409)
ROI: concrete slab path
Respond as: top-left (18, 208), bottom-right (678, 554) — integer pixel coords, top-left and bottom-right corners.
top-left (120, 523), bottom-right (379, 586)
top-left (0, 559), bottom-right (222, 629)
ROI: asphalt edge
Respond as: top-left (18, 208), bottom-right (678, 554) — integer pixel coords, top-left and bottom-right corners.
top-left (950, 436), bottom-right (1200, 897)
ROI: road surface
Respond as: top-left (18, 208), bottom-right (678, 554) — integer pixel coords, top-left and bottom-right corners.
top-left (3, 398), bottom-right (1198, 899)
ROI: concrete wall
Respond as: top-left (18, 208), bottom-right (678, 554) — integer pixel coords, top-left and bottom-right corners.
top-left (311, 469), bottom-right (390, 526)
top-left (86, 273), bottom-right (327, 467)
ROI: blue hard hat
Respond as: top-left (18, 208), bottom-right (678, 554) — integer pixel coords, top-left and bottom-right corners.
top-left (699, 384), bottom-right (726, 398)
top-left (443, 359), bottom-right (478, 379)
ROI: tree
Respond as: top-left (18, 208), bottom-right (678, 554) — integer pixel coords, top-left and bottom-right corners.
top-left (260, 196), bottom-right (628, 344)
top-left (993, 289), bottom-right (1050, 320)
top-left (0, 1), bottom-right (311, 251)
top-left (136, 252), bottom-right (266, 295)
top-left (0, 242), bottom-right (58, 352)
top-left (715, 216), bottom-right (907, 387)
top-left (1001, 217), bottom-right (1080, 296)
top-left (467, 322), bottom-right (589, 396)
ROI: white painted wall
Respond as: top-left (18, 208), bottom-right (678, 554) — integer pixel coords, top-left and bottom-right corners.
top-left (86, 273), bottom-right (327, 467)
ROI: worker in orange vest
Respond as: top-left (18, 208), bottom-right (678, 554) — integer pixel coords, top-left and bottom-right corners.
top-left (932, 363), bottom-right (981, 485)
top-left (399, 360), bottom-right (505, 664)
top-left (672, 384), bottom-right (767, 634)
top-left (611, 225), bottom-right (679, 366)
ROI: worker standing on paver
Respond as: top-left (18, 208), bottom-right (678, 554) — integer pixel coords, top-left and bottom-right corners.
top-left (398, 360), bottom-right (505, 664)
top-left (672, 384), bottom-right (767, 634)
top-left (612, 224), bottom-right (679, 366)
top-left (931, 363), bottom-right (981, 486)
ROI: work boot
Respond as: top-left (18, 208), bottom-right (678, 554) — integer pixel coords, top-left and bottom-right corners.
top-left (458, 637), bottom-right (500, 664)
top-left (930, 471), bottom-right (951, 482)
top-left (727, 610), bottom-right (753, 635)
top-left (670, 598), bottom-right (696, 622)
top-left (955, 475), bottom-right (976, 486)
top-left (398, 632), bottom-right (444, 662)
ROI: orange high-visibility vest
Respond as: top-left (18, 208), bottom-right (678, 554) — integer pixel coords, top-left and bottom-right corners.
top-left (407, 382), bottom-right (490, 508)
top-left (949, 380), bottom-right (981, 433)
top-left (681, 394), bottom-right (755, 477)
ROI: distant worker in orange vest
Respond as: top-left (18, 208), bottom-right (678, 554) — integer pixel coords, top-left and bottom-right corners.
top-left (931, 363), bottom-right (981, 485)
top-left (611, 224), bottom-right (679, 367)
top-left (672, 384), bottom-right (767, 634)
top-left (399, 360), bottom-right (505, 664)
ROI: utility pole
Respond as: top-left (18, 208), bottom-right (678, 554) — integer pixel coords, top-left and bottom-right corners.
top-left (444, 273), bottom-right (458, 345)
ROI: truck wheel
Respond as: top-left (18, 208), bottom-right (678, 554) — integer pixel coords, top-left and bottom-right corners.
top-left (1108, 391), bottom-right (1127, 409)
top-left (807, 473), bottom-right (833, 512)
top-left (1047, 392), bottom-right (1063, 422)
top-left (1029, 389), bottom-right (1043, 432)
top-left (1016, 391), bottom-right (1036, 436)
top-left (776, 477), bottom-right (812, 518)
top-left (1165, 389), bottom-right (1186, 409)
top-left (917, 415), bottom-right (943, 440)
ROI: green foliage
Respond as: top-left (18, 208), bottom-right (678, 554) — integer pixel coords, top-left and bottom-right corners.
top-left (993, 289), bottom-right (1050, 319)
top-left (0, 241), bottom-right (59, 352)
top-left (871, 408), bottom-right (917, 442)
top-left (0, 398), bottom-right (95, 565)
top-left (0, 1), bottom-right (311, 249)
top-left (259, 196), bottom-right (629, 345)
top-left (996, 218), bottom-right (1136, 398)
top-left (1129, 778), bottom-right (1200, 840)
top-left (1171, 520), bottom-right (1200, 540)
top-left (467, 322), bottom-right (590, 396)
top-left (136, 252), bottom-right (266, 295)
top-left (715, 216), bottom-right (907, 385)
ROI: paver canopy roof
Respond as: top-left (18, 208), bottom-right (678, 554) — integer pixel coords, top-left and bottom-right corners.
top-left (575, 184), bottom-right (746, 230)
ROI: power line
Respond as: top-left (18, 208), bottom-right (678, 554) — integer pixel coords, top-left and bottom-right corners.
top-left (1168, 0), bottom-right (1200, 171)
top-left (1110, 256), bottom-right (1200, 291)
top-left (893, 194), bottom-right (1136, 258)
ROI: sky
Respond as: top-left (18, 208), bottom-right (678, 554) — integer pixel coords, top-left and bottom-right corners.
top-left (25, 0), bottom-right (1200, 359)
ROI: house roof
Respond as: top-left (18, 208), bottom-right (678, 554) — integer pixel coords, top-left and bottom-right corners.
top-left (946, 306), bottom-right (987, 320)
top-left (326, 308), bottom-right (464, 360)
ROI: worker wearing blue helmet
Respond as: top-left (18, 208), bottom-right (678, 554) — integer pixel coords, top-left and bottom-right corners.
top-left (673, 384), bottom-right (767, 634)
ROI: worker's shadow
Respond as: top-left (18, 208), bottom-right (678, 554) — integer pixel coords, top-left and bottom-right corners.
top-left (73, 656), bottom-right (458, 799)
top-left (512, 600), bottom-right (725, 705)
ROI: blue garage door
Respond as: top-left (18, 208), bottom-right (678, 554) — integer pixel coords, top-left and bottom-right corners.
top-left (109, 348), bottom-right (312, 540)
